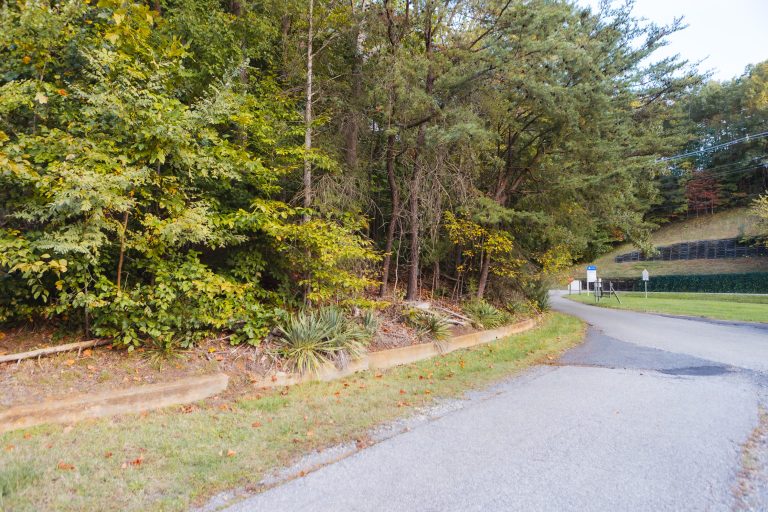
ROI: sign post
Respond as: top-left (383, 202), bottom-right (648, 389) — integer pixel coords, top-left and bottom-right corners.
top-left (586, 265), bottom-right (597, 300)
top-left (642, 269), bottom-right (649, 298)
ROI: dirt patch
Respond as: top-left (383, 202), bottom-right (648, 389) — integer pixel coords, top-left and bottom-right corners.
top-left (0, 328), bottom-right (283, 408)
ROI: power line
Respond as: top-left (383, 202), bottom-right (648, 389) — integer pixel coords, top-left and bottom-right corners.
top-left (659, 130), bottom-right (768, 162)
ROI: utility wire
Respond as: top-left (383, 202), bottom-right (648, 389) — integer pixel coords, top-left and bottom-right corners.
top-left (659, 130), bottom-right (768, 162)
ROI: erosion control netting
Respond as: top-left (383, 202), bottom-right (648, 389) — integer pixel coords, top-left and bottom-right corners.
top-left (614, 238), bottom-right (768, 263)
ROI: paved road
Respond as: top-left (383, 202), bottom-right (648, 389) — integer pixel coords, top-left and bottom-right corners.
top-left (223, 292), bottom-right (768, 512)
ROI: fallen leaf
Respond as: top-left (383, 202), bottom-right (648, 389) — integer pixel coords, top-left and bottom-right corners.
top-left (399, 389), bottom-right (406, 394)
top-left (251, 421), bottom-right (262, 428)
top-left (23, 432), bottom-right (32, 440)
top-left (226, 450), bottom-right (236, 457)
top-left (208, 347), bottom-right (216, 353)
top-left (83, 349), bottom-right (92, 357)
top-left (374, 373), bottom-right (383, 379)
top-left (105, 452), bottom-right (113, 458)
top-left (64, 359), bottom-right (75, 366)
top-left (57, 462), bottom-right (75, 471)
top-left (130, 456), bottom-right (143, 466)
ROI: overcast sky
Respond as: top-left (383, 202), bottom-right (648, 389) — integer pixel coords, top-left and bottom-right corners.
top-left (579, 0), bottom-right (768, 81)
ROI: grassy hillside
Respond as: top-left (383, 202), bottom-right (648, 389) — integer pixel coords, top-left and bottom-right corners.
top-left (578, 208), bottom-right (768, 279)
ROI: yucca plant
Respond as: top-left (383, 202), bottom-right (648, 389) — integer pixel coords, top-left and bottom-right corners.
top-left (275, 308), bottom-right (368, 375)
top-left (405, 309), bottom-right (452, 343)
top-left (360, 309), bottom-right (380, 338)
top-left (525, 278), bottom-right (551, 312)
top-left (462, 300), bottom-right (507, 329)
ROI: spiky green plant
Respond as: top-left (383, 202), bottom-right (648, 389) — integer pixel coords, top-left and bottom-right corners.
top-left (525, 278), bottom-right (551, 312)
top-left (276, 308), bottom-right (368, 375)
top-left (144, 335), bottom-right (186, 368)
top-left (462, 300), bottom-right (508, 329)
top-left (405, 309), bottom-right (452, 342)
top-left (360, 309), bottom-right (380, 338)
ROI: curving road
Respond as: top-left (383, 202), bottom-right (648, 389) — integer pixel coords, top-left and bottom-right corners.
top-left (219, 292), bottom-right (768, 512)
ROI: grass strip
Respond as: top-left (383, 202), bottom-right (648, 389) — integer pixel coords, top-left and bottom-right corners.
top-left (567, 292), bottom-right (768, 323)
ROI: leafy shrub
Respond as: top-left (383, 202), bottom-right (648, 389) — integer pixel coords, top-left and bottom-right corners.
top-left (275, 308), bottom-right (369, 375)
top-left (86, 254), bottom-right (274, 349)
top-left (0, 3), bottom-right (376, 347)
top-left (462, 300), bottom-right (509, 329)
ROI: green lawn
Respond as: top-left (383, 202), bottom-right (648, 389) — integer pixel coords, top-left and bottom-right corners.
top-left (566, 291), bottom-right (768, 323)
top-left (0, 313), bottom-right (584, 512)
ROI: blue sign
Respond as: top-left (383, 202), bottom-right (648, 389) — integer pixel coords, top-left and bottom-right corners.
top-left (587, 265), bottom-right (596, 270)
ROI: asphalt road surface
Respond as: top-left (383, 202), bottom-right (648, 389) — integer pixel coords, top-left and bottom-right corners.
top-left (222, 292), bottom-right (768, 512)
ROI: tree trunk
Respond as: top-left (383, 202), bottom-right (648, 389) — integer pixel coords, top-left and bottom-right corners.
top-left (405, 125), bottom-right (425, 301)
top-left (379, 131), bottom-right (400, 296)
top-left (116, 210), bottom-right (129, 293)
top-left (405, 3), bottom-right (434, 301)
top-left (477, 251), bottom-right (490, 299)
top-left (344, 4), bottom-right (365, 172)
top-left (302, 0), bottom-right (314, 221)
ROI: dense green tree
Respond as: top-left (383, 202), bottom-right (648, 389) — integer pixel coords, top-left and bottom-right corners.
top-left (1, 0), bottom-right (737, 347)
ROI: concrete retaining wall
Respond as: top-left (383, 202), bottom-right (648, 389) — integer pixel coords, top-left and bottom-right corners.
top-left (0, 318), bottom-right (536, 433)
top-left (0, 373), bottom-right (228, 433)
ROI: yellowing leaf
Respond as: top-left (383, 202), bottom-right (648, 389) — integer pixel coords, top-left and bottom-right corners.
top-left (34, 92), bottom-right (48, 104)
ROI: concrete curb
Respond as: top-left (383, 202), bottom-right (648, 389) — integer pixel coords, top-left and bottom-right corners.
top-left (0, 318), bottom-right (536, 433)
top-left (0, 372), bottom-right (229, 433)
top-left (252, 318), bottom-right (537, 388)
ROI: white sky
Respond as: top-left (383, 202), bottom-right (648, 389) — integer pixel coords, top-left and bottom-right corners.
top-left (580, 0), bottom-right (768, 81)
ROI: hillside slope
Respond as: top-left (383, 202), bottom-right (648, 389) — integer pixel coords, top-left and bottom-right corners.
top-left (584, 208), bottom-right (768, 279)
